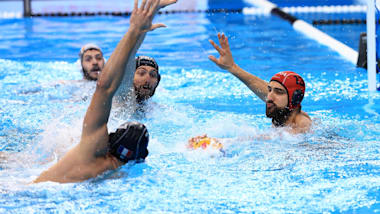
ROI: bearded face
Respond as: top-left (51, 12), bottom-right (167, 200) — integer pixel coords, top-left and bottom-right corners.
top-left (81, 49), bottom-right (104, 81)
top-left (133, 65), bottom-right (159, 104)
top-left (134, 84), bottom-right (154, 103)
top-left (266, 100), bottom-right (291, 127)
top-left (266, 81), bottom-right (291, 127)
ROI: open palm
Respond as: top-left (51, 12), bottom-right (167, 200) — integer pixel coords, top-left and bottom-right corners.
top-left (208, 33), bottom-right (235, 70)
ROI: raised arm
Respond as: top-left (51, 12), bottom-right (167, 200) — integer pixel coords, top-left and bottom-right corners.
top-left (115, 0), bottom-right (178, 100)
top-left (81, 0), bottom-right (164, 145)
top-left (209, 33), bottom-right (269, 102)
top-left (115, 34), bottom-right (147, 100)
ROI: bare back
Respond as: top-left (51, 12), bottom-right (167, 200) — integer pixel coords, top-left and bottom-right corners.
top-left (33, 144), bottom-right (113, 183)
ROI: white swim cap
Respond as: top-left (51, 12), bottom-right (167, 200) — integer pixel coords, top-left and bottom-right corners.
top-left (79, 43), bottom-right (102, 60)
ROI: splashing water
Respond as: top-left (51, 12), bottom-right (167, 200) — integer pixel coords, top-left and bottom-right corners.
top-left (0, 13), bottom-right (379, 213)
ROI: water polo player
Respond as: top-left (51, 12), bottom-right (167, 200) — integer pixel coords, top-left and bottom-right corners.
top-left (34, 0), bottom-right (176, 183)
top-left (208, 33), bottom-right (311, 133)
top-left (79, 43), bottom-right (105, 81)
top-left (133, 56), bottom-right (161, 104)
top-left (79, 47), bottom-right (160, 108)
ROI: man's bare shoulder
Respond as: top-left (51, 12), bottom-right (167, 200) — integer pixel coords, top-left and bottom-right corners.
top-left (33, 145), bottom-right (109, 183)
top-left (293, 111), bottom-right (312, 133)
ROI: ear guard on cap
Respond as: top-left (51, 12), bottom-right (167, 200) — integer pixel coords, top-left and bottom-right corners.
top-left (291, 89), bottom-right (304, 107)
top-left (108, 122), bottom-right (149, 163)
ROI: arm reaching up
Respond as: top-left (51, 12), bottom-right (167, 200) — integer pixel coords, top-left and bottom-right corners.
top-left (81, 0), bottom-right (165, 146)
top-left (33, 0), bottom-right (166, 184)
top-left (209, 33), bottom-right (269, 102)
top-left (115, 0), bottom-right (178, 102)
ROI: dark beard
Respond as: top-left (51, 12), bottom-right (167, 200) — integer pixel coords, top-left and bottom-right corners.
top-left (82, 68), bottom-right (98, 81)
top-left (136, 94), bottom-right (149, 104)
top-left (135, 87), bottom-right (152, 104)
top-left (266, 103), bottom-right (291, 127)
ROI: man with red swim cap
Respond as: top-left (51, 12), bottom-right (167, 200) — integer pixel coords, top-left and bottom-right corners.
top-left (208, 33), bottom-right (311, 133)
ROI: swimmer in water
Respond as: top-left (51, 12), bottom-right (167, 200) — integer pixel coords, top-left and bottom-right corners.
top-left (188, 34), bottom-right (311, 147)
top-left (208, 33), bottom-right (311, 134)
top-left (79, 44), bottom-right (160, 105)
top-left (199, 33), bottom-right (311, 137)
top-left (33, 0), bottom-right (177, 183)
top-left (79, 43), bottom-right (105, 81)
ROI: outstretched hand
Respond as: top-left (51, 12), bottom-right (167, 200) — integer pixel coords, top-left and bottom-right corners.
top-left (130, 0), bottom-right (166, 33)
top-left (208, 33), bottom-right (235, 71)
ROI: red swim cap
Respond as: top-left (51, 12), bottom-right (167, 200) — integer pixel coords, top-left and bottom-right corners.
top-left (270, 71), bottom-right (305, 110)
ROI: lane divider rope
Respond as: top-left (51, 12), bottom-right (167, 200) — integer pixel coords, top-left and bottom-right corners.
top-left (243, 1), bottom-right (359, 65)
top-left (282, 5), bottom-right (366, 13)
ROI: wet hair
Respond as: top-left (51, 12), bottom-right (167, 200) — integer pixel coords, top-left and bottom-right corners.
top-left (108, 122), bottom-right (149, 163)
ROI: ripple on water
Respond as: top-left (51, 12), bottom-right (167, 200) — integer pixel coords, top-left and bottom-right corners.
top-left (0, 13), bottom-right (380, 212)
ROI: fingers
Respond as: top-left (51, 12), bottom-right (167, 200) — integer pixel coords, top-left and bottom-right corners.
top-left (219, 33), bottom-right (229, 50)
top-left (225, 35), bottom-right (230, 50)
top-left (211, 33), bottom-right (230, 54)
top-left (160, 0), bottom-right (177, 9)
top-left (209, 39), bottom-right (223, 55)
top-left (148, 0), bottom-right (160, 16)
top-left (134, 0), bottom-right (138, 11)
top-left (208, 55), bottom-right (219, 65)
top-left (146, 0), bottom-right (155, 14)
top-left (149, 23), bottom-right (166, 31)
top-left (140, 0), bottom-right (147, 11)
top-left (131, 0), bottom-right (167, 33)
top-left (217, 33), bottom-right (222, 44)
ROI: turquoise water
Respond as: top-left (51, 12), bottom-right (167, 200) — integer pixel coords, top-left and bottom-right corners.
top-left (0, 12), bottom-right (379, 213)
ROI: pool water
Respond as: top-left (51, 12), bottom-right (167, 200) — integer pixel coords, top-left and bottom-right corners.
top-left (0, 11), bottom-right (379, 213)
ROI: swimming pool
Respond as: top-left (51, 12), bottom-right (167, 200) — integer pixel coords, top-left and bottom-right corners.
top-left (0, 5), bottom-right (379, 214)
